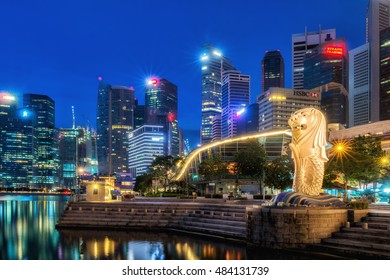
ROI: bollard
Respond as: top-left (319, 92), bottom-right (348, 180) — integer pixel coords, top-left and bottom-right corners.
top-left (345, 222), bottom-right (350, 228)
top-left (362, 222), bottom-right (368, 230)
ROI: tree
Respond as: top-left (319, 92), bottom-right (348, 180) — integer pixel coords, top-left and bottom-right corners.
top-left (234, 140), bottom-right (267, 197)
top-left (149, 156), bottom-right (175, 192)
top-left (198, 152), bottom-right (227, 193)
top-left (264, 156), bottom-right (293, 191)
top-left (328, 136), bottom-right (385, 201)
top-left (134, 173), bottom-right (153, 194)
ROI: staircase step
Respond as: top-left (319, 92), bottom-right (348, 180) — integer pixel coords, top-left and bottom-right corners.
top-left (332, 232), bottom-right (390, 244)
top-left (322, 238), bottom-right (390, 252)
top-left (311, 244), bottom-right (390, 259)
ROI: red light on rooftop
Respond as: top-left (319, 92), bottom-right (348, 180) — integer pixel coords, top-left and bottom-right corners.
top-left (150, 78), bottom-right (158, 85)
top-left (324, 46), bottom-right (344, 56)
top-left (98, 76), bottom-right (103, 81)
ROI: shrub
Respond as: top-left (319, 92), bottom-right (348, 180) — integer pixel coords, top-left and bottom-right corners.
top-left (349, 200), bottom-right (369, 210)
top-left (205, 193), bottom-right (223, 199)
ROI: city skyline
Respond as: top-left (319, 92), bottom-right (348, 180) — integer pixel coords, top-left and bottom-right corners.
top-left (0, 0), bottom-right (366, 147)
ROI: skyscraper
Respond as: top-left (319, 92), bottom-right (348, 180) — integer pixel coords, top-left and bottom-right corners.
top-left (303, 38), bottom-right (348, 126)
top-left (96, 79), bottom-right (135, 175)
top-left (258, 88), bottom-right (321, 131)
top-left (145, 77), bottom-right (179, 157)
top-left (262, 50), bottom-right (284, 92)
top-left (292, 27), bottom-right (336, 89)
top-left (221, 70), bottom-right (250, 139)
top-left (200, 44), bottom-right (236, 144)
top-left (349, 43), bottom-right (370, 127)
top-left (23, 93), bottom-right (58, 189)
top-left (366, 0), bottom-right (390, 122)
top-left (0, 93), bottom-right (35, 188)
top-left (128, 125), bottom-right (166, 181)
top-left (380, 27), bottom-right (390, 120)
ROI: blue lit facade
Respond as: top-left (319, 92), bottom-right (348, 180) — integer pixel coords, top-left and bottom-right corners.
top-left (96, 80), bottom-right (135, 175)
top-left (221, 70), bottom-right (250, 139)
top-left (200, 45), bottom-right (236, 144)
top-left (145, 78), bottom-right (179, 157)
top-left (59, 127), bottom-right (98, 188)
top-left (23, 94), bottom-right (58, 189)
top-left (128, 125), bottom-right (165, 181)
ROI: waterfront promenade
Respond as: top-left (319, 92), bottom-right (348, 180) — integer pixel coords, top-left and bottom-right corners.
top-left (57, 197), bottom-right (390, 259)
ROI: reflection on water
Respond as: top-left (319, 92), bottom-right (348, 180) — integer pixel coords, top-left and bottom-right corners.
top-left (0, 194), bottom-right (335, 260)
top-left (58, 230), bottom-right (247, 260)
top-left (0, 194), bottom-right (69, 260)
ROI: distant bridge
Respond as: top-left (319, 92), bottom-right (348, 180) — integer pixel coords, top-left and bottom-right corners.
top-left (172, 129), bottom-right (292, 181)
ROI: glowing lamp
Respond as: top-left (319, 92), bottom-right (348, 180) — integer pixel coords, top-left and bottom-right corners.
top-left (325, 46), bottom-right (344, 56)
top-left (236, 108), bottom-right (246, 116)
top-left (98, 76), bottom-right (103, 81)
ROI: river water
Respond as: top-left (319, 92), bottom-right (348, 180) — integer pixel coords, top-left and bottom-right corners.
top-left (0, 194), bottom-right (334, 260)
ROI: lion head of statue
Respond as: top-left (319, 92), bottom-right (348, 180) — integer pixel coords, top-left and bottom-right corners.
top-left (288, 108), bottom-right (328, 161)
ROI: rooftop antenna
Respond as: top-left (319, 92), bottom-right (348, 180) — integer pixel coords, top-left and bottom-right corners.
top-left (72, 105), bottom-right (75, 129)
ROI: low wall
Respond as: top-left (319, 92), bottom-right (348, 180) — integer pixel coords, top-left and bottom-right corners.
top-left (248, 206), bottom-right (348, 248)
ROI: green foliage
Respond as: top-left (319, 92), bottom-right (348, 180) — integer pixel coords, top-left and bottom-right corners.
top-left (234, 140), bottom-right (266, 181)
top-left (198, 152), bottom-right (227, 181)
top-left (349, 200), bottom-right (369, 210)
top-left (134, 173), bottom-right (153, 193)
top-left (264, 156), bottom-right (293, 190)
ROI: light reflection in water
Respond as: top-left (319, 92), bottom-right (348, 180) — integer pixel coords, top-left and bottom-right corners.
top-left (0, 194), bottom-right (326, 260)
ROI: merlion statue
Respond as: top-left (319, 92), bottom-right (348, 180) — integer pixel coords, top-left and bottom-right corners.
top-left (288, 108), bottom-right (328, 196)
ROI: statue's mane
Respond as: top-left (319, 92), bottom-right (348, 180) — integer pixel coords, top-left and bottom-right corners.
top-left (294, 108), bottom-right (328, 161)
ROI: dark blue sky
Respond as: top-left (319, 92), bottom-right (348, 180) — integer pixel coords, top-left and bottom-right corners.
top-left (1, 0), bottom-right (366, 148)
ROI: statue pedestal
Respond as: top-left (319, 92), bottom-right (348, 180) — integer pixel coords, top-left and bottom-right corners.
top-left (274, 191), bottom-right (347, 207)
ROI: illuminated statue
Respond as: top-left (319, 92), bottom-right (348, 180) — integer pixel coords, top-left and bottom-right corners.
top-left (288, 108), bottom-right (328, 196)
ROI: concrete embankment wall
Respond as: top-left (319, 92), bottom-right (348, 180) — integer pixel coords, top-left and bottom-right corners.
top-left (247, 206), bottom-right (348, 249)
top-left (57, 201), bottom-right (353, 248)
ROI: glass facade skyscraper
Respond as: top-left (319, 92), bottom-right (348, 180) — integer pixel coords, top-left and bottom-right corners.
top-left (145, 77), bottom-right (179, 157)
top-left (380, 26), bottom-right (390, 120)
top-left (221, 70), bottom-right (250, 139)
top-left (292, 27), bottom-right (336, 89)
top-left (96, 80), bottom-right (135, 175)
top-left (200, 44), bottom-right (236, 144)
top-left (262, 50), bottom-right (284, 92)
top-left (23, 93), bottom-right (58, 189)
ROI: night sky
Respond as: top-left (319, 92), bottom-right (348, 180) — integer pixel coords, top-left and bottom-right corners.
top-left (1, 0), bottom-right (366, 148)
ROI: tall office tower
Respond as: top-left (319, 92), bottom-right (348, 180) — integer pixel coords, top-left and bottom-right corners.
top-left (200, 44), bottom-right (236, 144)
top-left (58, 128), bottom-right (78, 188)
top-left (58, 127), bottom-right (99, 188)
top-left (366, 0), bottom-right (390, 122)
top-left (258, 88), bottom-right (321, 131)
top-left (211, 114), bottom-right (222, 142)
top-left (145, 77), bottom-right (179, 157)
top-left (221, 70), bottom-right (250, 139)
top-left (292, 27), bottom-right (336, 89)
top-left (303, 38), bottom-right (348, 126)
top-left (349, 44), bottom-right (370, 127)
top-left (236, 103), bottom-right (259, 135)
top-left (380, 27), bottom-right (390, 120)
top-left (262, 50), bottom-right (284, 92)
top-left (313, 83), bottom-right (348, 126)
top-left (0, 93), bottom-right (35, 188)
top-left (304, 38), bottom-right (348, 89)
top-left (134, 98), bottom-right (145, 129)
top-left (128, 125), bottom-right (165, 181)
top-left (24, 93), bottom-right (58, 189)
top-left (96, 79), bottom-right (135, 175)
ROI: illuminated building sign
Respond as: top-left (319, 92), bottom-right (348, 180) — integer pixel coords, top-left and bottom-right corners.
top-left (325, 46), bottom-right (344, 56)
top-left (293, 90), bottom-right (319, 98)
